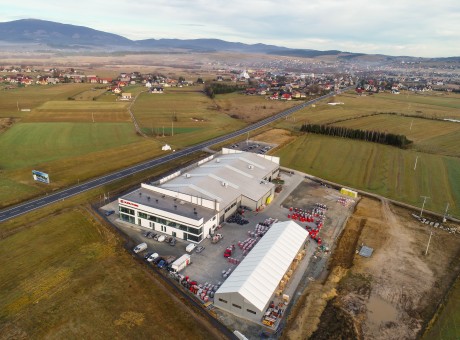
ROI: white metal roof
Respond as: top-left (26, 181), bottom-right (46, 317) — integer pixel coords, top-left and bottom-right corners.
top-left (215, 220), bottom-right (309, 312)
top-left (160, 152), bottom-right (278, 208)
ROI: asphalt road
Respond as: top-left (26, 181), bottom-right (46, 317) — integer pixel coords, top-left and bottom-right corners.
top-left (0, 91), bottom-right (338, 222)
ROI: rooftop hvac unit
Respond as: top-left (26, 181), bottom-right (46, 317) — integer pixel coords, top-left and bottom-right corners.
top-left (248, 165), bottom-right (254, 169)
top-left (221, 181), bottom-right (228, 187)
top-left (185, 173), bottom-right (191, 178)
top-left (216, 159), bottom-right (220, 163)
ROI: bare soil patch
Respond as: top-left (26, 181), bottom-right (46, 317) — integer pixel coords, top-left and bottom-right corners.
top-left (0, 118), bottom-right (16, 133)
top-left (311, 197), bottom-right (460, 339)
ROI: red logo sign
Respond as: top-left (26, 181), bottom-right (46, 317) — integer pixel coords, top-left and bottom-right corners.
top-left (120, 199), bottom-right (138, 207)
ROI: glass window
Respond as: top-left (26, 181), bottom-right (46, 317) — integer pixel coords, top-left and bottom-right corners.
top-left (247, 309), bottom-right (256, 315)
top-left (138, 212), bottom-right (147, 219)
top-left (120, 207), bottom-right (134, 215)
top-left (219, 298), bottom-right (227, 303)
top-left (232, 304), bottom-right (242, 309)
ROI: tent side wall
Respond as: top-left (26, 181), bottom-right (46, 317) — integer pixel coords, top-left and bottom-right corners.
top-left (214, 292), bottom-right (263, 322)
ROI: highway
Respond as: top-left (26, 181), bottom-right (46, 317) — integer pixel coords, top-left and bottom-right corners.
top-left (0, 91), bottom-right (337, 222)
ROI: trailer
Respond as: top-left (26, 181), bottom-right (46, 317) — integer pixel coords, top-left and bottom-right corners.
top-left (170, 254), bottom-right (191, 273)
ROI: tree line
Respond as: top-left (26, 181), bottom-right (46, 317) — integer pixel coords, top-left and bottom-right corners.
top-left (204, 83), bottom-right (247, 99)
top-left (300, 123), bottom-right (412, 148)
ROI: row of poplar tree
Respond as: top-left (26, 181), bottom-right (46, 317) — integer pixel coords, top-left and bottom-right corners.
top-left (300, 124), bottom-right (412, 148)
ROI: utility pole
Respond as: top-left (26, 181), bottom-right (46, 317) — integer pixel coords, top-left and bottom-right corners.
top-left (414, 155), bottom-right (419, 171)
top-left (92, 112), bottom-right (95, 123)
top-left (419, 196), bottom-right (430, 218)
top-left (246, 131), bottom-right (249, 145)
top-left (171, 121), bottom-right (174, 137)
top-left (162, 126), bottom-right (165, 137)
top-left (17, 100), bottom-right (19, 111)
top-left (443, 203), bottom-right (450, 222)
top-left (425, 228), bottom-right (433, 256)
top-left (410, 119), bottom-right (413, 130)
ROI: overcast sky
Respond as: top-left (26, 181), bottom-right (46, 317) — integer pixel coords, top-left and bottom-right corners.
top-left (2, 0), bottom-right (460, 57)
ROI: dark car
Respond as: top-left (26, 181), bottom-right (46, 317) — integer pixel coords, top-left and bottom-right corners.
top-left (147, 232), bottom-right (156, 239)
top-left (169, 238), bottom-right (176, 246)
top-left (144, 252), bottom-right (153, 259)
top-left (143, 231), bottom-right (151, 237)
top-left (195, 246), bottom-right (205, 253)
top-left (157, 259), bottom-right (167, 268)
top-left (104, 210), bottom-right (115, 216)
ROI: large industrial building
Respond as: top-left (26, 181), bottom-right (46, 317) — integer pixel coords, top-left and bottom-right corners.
top-left (214, 220), bottom-right (309, 322)
top-left (117, 148), bottom-right (280, 243)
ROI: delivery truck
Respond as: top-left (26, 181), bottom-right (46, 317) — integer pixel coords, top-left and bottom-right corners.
top-left (170, 254), bottom-right (191, 273)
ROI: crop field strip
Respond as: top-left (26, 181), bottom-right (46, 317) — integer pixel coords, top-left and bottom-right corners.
top-left (275, 134), bottom-right (460, 217)
top-left (0, 208), bottom-right (218, 339)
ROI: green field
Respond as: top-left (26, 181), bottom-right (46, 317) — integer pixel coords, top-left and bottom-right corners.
top-left (0, 121), bottom-right (165, 206)
top-left (424, 277), bottom-right (460, 340)
top-left (277, 92), bottom-right (460, 128)
top-left (0, 209), bottom-right (215, 339)
top-left (275, 134), bottom-right (460, 217)
top-left (0, 83), bottom-right (96, 118)
top-left (331, 114), bottom-right (460, 157)
top-left (0, 122), bottom-right (141, 169)
top-left (131, 89), bottom-right (246, 148)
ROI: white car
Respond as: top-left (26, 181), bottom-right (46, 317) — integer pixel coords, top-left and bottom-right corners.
top-left (147, 253), bottom-right (159, 262)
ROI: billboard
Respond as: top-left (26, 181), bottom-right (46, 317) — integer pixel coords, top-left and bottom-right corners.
top-left (32, 170), bottom-right (50, 184)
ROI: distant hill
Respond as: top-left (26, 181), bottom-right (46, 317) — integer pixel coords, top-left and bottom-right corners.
top-left (0, 19), bottom-right (133, 47)
top-left (0, 19), bottom-right (452, 61)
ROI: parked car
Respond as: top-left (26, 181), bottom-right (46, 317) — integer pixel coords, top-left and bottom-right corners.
top-left (154, 234), bottom-right (160, 241)
top-left (147, 232), bottom-right (156, 239)
top-left (157, 235), bottom-right (166, 242)
top-left (143, 231), bottom-right (152, 238)
top-left (104, 210), bottom-right (115, 216)
top-left (144, 252), bottom-right (153, 259)
top-left (133, 243), bottom-right (147, 253)
top-left (157, 259), bottom-right (167, 268)
top-left (195, 246), bottom-right (205, 253)
top-left (147, 253), bottom-right (159, 262)
top-left (169, 238), bottom-right (176, 246)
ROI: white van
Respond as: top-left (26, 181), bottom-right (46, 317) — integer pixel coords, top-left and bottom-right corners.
top-left (133, 242), bottom-right (147, 253)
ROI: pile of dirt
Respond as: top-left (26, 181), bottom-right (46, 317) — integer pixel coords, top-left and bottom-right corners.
top-left (0, 118), bottom-right (15, 133)
top-left (310, 297), bottom-right (360, 340)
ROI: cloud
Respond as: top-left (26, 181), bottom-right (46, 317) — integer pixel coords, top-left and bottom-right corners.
top-left (1, 0), bottom-right (459, 57)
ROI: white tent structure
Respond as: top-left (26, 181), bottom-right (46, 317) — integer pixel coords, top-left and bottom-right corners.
top-left (214, 220), bottom-right (309, 322)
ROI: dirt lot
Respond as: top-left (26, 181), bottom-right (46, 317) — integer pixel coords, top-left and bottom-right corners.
top-left (0, 117), bottom-right (15, 133)
top-left (285, 197), bottom-right (460, 339)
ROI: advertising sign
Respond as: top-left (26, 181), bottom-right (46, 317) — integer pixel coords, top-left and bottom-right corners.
top-left (32, 170), bottom-right (50, 184)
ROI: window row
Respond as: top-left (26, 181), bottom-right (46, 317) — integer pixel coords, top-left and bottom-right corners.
top-left (138, 211), bottom-right (202, 235)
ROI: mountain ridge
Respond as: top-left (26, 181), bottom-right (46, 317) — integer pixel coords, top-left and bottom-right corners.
top-left (0, 18), bottom-right (454, 60)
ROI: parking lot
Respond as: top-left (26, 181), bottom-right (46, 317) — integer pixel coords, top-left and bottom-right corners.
top-left (228, 140), bottom-right (276, 155)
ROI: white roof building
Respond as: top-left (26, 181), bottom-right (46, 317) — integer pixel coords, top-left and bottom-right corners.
top-left (214, 220), bottom-right (309, 322)
top-left (118, 149), bottom-right (280, 243)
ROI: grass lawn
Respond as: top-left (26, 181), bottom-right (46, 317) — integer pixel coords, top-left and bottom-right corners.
top-left (275, 134), bottom-right (460, 217)
top-left (0, 208), bottom-right (216, 339)
top-left (424, 277), bottom-right (460, 340)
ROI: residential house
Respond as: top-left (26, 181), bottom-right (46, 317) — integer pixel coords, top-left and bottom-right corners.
top-left (150, 87), bottom-right (164, 94)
